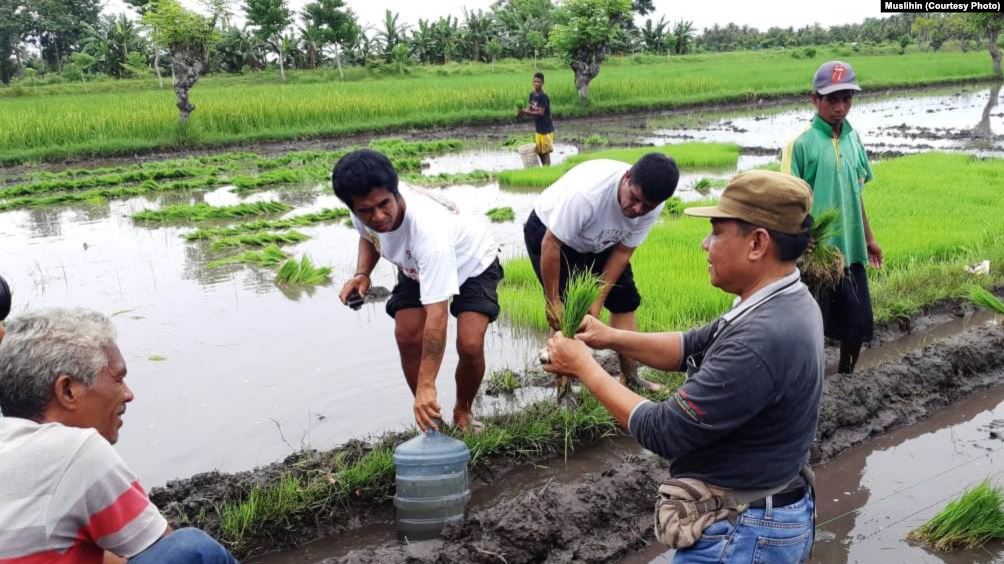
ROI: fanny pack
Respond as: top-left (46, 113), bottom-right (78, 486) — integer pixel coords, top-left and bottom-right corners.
top-left (654, 468), bottom-right (815, 550)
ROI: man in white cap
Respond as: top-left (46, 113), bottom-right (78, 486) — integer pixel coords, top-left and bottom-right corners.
top-left (782, 60), bottom-right (882, 374)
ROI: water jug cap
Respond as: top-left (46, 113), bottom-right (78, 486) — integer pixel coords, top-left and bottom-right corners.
top-left (393, 430), bottom-right (470, 466)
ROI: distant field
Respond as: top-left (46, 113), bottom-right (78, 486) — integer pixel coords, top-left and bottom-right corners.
top-left (0, 48), bottom-right (994, 164)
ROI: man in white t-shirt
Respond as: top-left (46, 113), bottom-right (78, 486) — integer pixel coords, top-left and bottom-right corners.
top-left (333, 149), bottom-right (502, 432)
top-left (524, 154), bottom-right (679, 390)
top-left (0, 308), bottom-right (236, 564)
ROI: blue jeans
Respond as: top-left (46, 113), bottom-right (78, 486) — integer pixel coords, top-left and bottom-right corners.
top-left (129, 528), bottom-right (238, 564)
top-left (673, 490), bottom-right (814, 564)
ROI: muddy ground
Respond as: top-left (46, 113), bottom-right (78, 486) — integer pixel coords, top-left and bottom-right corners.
top-left (149, 293), bottom-right (1004, 560)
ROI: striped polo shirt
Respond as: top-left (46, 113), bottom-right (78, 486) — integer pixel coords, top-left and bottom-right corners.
top-left (0, 417), bottom-right (167, 563)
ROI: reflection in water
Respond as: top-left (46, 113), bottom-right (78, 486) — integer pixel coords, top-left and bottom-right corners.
top-left (26, 207), bottom-right (64, 239)
top-left (972, 83), bottom-right (1002, 144)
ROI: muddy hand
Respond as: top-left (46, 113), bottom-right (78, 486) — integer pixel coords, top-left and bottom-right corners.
top-left (339, 275), bottom-right (370, 306)
top-left (414, 385), bottom-right (442, 432)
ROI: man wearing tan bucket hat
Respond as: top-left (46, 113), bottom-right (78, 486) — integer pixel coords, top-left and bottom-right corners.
top-left (543, 170), bottom-right (824, 563)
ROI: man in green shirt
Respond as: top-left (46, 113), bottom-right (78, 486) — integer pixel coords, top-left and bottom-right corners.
top-left (782, 60), bottom-right (883, 374)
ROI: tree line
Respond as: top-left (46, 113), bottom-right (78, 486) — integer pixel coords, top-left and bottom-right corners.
top-left (4, 0), bottom-right (1002, 123)
top-left (7, 1), bottom-right (1004, 86)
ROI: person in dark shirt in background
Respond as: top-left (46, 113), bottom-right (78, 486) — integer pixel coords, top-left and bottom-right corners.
top-left (518, 72), bottom-right (554, 165)
top-left (543, 171), bottom-right (824, 563)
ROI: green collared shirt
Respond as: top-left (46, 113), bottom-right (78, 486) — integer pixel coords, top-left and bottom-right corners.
top-left (782, 115), bottom-right (873, 266)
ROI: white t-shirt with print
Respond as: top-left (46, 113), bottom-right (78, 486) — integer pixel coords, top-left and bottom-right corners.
top-left (533, 159), bottom-right (664, 254)
top-left (352, 185), bottom-right (498, 305)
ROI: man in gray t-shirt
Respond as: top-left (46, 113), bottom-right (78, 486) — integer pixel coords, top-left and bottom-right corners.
top-left (543, 171), bottom-right (824, 563)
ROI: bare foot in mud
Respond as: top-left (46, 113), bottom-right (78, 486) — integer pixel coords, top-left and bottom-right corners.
top-left (453, 408), bottom-right (485, 433)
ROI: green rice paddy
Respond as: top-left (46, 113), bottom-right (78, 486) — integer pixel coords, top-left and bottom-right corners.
top-left (486, 206), bottom-right (516, 222)
top-left (0, 50), bottom-right (993, 164)
top-left (500, 152), bottom-right (1004, 332)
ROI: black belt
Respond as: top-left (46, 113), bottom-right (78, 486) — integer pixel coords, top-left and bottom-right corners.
top-left (748, 485), bottom-right (807, 509)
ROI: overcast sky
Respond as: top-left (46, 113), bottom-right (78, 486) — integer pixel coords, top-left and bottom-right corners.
top-left (104, 0), bottom-right (888, 33)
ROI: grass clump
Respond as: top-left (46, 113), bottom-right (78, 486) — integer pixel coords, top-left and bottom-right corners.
top-left (133, 201), bottom-right (292, 223)
top-left (219, 474), bottom-right (311, 546)
top-left (275, 255), bottom-right (332, 286)
top-left (498, 143), bottom-right (740, 189)
top-left (486, 206), bottom-right (516, 222)
top-left (969, 286), bottom-right (1004, 314)
top-left (799, 208), bottom-right (845, 295)
top-left (908, 480), bottom-right (1004, 551)
top-left (662, 197), bottom-right (685, 218)
top-left (582, 134), bottom-right (609, 147)
top-left (693, 177), bottom-right (727, 194)
top-left (485, 369), bottom-right (521, 396)
top-left (210, 231), bottom-right (309, 251)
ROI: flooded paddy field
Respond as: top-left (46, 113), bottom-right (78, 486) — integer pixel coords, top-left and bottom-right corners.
top-left (4, 83), bottom-right (1004, 561)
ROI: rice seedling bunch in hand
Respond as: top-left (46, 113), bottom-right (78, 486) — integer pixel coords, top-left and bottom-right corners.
top-left (908, 480), bottom-right (1004, 551)
top-left (969, 285), bottom-right (1004, 315)
top-left (545, 269), bottom-right (603, 404)
top-left (798, 208), bottom-right (845, 295)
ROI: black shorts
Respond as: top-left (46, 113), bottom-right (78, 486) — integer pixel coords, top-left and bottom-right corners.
top-left (385, 259), bottom-right (503, 322)
top-left (817, 263), bottom-right (874, 342)
top-left (523, 211), bottom-right (641, 314)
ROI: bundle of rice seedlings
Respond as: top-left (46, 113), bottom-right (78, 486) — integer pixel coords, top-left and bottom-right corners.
top-left (546, 269), bottom-right (604, 404)
top-left (208, 244), bottom-right (289, 269)
top-left (969, 286), bottom-right (1004, 314)
top-left (661, 197), bottom-right (685, 218)
top-left (798, 208), bottom-right (845, 295)
top-left (486, 207), bottom-right (515, 223)
top-left (275, 255), bottom-right (332, 287)
top-left (209, 231), bottom-right (308, 251)
top-left (908, 480), bottom-right (1004, 551)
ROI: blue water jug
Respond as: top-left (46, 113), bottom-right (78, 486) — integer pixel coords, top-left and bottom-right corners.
top-left (392, 430), bottom-right (471, 541)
